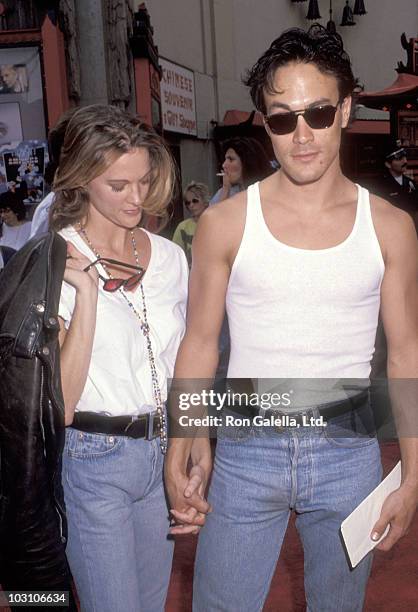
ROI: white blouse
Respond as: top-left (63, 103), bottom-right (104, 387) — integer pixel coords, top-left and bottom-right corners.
top-left (0, 221), bottom-right (31, 251)
top-left (58, 226), bottom-right (189, 416)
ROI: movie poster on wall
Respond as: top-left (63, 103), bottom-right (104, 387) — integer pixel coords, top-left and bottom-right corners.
top-left (0, 46), bottom-right (46, 141)
top-left (0, 64), bottom-right (29, 94)
top-left (0, 141), bottom-right (48, 203)
top-left (0, 102), bottom-right (23, 145)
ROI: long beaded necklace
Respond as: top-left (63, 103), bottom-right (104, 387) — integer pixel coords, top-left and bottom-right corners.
top-left (77, 223), bottom-right (168, 453)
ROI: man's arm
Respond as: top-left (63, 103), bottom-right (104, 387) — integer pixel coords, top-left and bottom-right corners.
top-left (371, 200), bottom-right (418, 550)
top-left (165, 196), bottom-right (245, 532)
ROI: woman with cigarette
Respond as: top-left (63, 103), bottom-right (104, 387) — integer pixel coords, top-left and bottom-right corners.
top-left (210, 136), bottom-right (272, 204)
top-left (51, 104), bottom-right (189, 612)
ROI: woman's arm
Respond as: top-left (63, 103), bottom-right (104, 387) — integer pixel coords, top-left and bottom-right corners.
top-left (58, 242), bottom-right (98, 425)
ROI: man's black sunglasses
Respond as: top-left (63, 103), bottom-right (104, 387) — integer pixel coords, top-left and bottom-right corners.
top-left (83, 257), bottom-right (145, 292)
top-left (264, 104), bottom-right (340, 135)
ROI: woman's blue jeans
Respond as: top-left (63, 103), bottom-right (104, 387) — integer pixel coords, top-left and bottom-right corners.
top-left (194, 413), bottom-right (382, 612)
top-left (62, 428), bottom-right (173, 612)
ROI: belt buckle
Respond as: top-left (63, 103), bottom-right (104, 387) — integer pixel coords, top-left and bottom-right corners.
top-left (293, 410), bottom-right (309, 427)
top-left (124, 415), bottom-right (141, 438)
top-left (258, 406), bottom-right (284, 432)
top-left (146, 412), bottom-right (158, 440)
top-left (257, 405), bottom-right (268, 420)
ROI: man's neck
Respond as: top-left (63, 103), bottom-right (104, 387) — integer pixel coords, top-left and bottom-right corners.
top-left (269, 165), bottom-right (353, 211)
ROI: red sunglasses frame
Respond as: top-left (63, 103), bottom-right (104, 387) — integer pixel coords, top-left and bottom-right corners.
top-left (83, 257), bottom-right (145, 292)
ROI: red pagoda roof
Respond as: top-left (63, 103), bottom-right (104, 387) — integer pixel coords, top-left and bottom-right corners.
top-left (360, 73), bottom-right (418, 108)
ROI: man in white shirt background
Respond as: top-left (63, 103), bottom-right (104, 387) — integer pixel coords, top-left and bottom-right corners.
top-left (30, 109), bottom-right (75, 239)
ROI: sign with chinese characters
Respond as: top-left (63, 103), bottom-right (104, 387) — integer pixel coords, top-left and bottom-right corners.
top-left (160, 58), bottom-right (196, 136)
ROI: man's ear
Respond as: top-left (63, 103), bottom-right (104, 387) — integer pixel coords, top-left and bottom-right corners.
top-left (341, 96), bottom-right (352, 129)
top-left (384, 160), bottom-right (391, 170)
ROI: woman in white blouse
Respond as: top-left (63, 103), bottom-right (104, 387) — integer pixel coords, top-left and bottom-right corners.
top-left (50, 105), bottom-right (189, 612)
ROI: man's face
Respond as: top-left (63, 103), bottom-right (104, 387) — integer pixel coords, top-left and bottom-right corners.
top-left (0, 207), bottom-right (17, 225)
top-left (385, 155), bottom-right (407, 177)
top-left (263, 61), bottom-right (351, 185)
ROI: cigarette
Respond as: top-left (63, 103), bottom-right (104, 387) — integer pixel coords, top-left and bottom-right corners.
top-left (216, 172), bottom-right (225, 176)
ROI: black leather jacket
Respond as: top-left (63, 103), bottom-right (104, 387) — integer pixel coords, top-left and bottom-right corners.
top-left (0, 232), bottom-right (74, 597)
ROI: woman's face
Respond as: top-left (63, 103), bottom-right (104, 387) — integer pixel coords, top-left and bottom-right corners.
top-left (184, 190), bottom-right (207, 220)
top-left (222, 148), bottom-right (243, 186)
top-left (0, 207), bottom-right (18, 226)
top-left (86, 148), bottom-right (151, 229)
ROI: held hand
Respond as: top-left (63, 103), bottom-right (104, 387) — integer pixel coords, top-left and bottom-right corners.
top-left (371, 483), bottom-right (418, 551)
top-left (165, 440), bottom-right (212, 535)
top-left (64, 242), bottom-right (98, 293)
top-left (170, 464), bottom-right (212, 535)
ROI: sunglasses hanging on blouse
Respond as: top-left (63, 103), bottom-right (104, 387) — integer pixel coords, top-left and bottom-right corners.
top-left (83, 257), bottom-right (145, 292)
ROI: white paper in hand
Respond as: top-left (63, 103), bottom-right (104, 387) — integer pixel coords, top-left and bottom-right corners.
top-left (340, 461), bottom-right (401, 568)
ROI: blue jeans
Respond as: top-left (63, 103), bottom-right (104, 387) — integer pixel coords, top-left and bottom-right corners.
top-left (62, 428), bottom-right (173, 612)
top-left (194, 411), bottom-right (382, 612)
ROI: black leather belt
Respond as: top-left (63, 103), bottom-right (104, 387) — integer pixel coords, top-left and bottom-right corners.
top-left (226, 389), bottom-right (369, 426)
top-left (71, 411), bottom-right (161, 440)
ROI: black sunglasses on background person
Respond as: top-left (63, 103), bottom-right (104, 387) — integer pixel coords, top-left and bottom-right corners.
top-left (184, 197), bottom-right (201, 208)
top-left (83, 257), bottom-right (145, 292)
top-left (264, 102), bottom-right (341, 135)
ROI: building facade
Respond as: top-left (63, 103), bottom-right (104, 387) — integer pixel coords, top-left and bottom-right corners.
top-left (1, 1), bottom-right (417, 220)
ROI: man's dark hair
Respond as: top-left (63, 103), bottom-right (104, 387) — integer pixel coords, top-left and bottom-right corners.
top-left (244, 24), bottom-right (358, 115)
top-left (0, 191), bottom-right (26, 221)
top-left (44, 108), bottom-right (78, 186)
top-left (221, 137), bottom-right (273, 187)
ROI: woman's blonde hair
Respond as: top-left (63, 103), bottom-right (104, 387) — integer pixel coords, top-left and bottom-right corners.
top-left (50, 104), bottom-right (176, 231)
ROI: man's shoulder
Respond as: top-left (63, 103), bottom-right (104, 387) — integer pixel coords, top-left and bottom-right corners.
top-left (203, 189), bottom-right (247, 221)
top-left (369, 193), bottom-right (417, 247)
top-left (199, 191), bottom-right (247, 238)
top-left (370, 192), bottom-right (411, 222)
top-left (194, 191), bottom-right (247, 259)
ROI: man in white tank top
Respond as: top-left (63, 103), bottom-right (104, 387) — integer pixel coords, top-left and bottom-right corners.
top-left (165, 25), bottom-right (418, 612)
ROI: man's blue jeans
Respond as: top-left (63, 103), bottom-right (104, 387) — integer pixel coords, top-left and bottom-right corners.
top-left (62, 429), bottom-right (173, 612)
top-left (194, 412), bottom-right (382, 612)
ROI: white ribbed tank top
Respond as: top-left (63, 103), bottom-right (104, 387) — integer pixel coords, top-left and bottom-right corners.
top-left (226, 182), bottom-right (384, 399)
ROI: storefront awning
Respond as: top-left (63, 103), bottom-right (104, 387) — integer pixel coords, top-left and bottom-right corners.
top-left (345, 120), bottom-right (390, 135)
top-left (222, 109), bottom-right (264, 126)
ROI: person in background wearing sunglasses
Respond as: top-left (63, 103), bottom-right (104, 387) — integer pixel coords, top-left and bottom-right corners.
top-left (172, 181), bottom-right (209, 267)
top-left (368, 141), bottom-right (417, 235)
top-left (165, 25), bottom-right (418, 612)
top-left (49, 104), bottom-right (191, 612)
